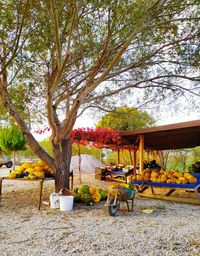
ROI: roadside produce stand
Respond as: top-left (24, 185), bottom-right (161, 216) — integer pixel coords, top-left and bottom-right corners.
top-left (0, 174), bottom-right (74, 210)
top-left (118, 120), bottom-right (200, 204)
top-left (0, 159), bottom-right (74, 209)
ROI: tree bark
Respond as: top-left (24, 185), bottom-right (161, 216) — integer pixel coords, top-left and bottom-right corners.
top-left (54, 138), bottom-right (72, 192)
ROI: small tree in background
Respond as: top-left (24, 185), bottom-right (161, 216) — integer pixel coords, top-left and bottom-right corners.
top-left (96, 106), bottom-right (155, 131)
top-left (0, 125), bottom-right (26, 169)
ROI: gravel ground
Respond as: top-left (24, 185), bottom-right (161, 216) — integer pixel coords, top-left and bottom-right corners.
top-left (0, 169), bottom-right (200, 256)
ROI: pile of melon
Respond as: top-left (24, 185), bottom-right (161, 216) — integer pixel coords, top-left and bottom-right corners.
top-left (74, 184), bottom-right (107, 204)
top-left (134, 169), bottom-right (197, 184)
top-left (7, 160), bottom-right (54, 179)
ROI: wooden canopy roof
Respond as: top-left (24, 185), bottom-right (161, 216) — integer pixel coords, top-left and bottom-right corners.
top-left (119, 120), bottom-right (200, 150)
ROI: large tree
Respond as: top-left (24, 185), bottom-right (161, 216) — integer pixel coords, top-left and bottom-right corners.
top-left (0, 0), bottom-right (199, 191)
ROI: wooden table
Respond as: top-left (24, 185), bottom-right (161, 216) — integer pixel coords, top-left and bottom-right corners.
top-left (0, 173), bottom-right (74, 210)
top-left (0, 177), bottom-right (55, 210)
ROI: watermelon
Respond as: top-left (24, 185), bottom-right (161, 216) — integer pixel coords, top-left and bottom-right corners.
top-left (81, 194), bottom-right (93, 204)
top-left (99, 188), bottom-right (107, 200)
top-left (74, 194), bottom-right (81, 203)
top-left (78, 184), bottom-right (89, 195)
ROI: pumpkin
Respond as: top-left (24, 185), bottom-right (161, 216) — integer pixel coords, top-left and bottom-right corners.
top-left (92, 193), bottom-right (101, 203)
top-left (89, 186), bottom-right (96, 195)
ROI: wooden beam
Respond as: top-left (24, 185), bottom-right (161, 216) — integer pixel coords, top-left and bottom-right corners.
top-left (117, 149), bottom-right (120, 164)
top-left (151, 149), bottom-right (155, 160)
top-left (133, 149), bottom-right (137, 176)
top-left (156, 150), bottom-right (160, 164)
top-left (139, 135), bottom-right (144, 172)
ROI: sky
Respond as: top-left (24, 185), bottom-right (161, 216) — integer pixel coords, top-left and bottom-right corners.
top-left (33, 107), bottom-right (200, 141)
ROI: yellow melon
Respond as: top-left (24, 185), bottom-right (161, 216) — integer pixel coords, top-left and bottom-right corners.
top-left (183, 173), bottom-right (193, 180)
top-left (150, 177), bottom-right (157, 182)
top-left (189, 177), bottom-right (197, 184)
top-left (178, 177), bottom-right (189, 184)
top-left (160, 175), bottom-right (168, 183)
top-left (22, 162), bottom-right (32, 169)
top-left (176, 179), bottom-right (182, 184)
top-left (37, 159), bottom-right (46, 166)
top-left (16, 166), bottom-right (25, 172)
top-left (151, 171), bottom-right (159, 178)
top-left (34, 166), bottom-right (43, 172)
top-left (26, 167), bottom-right (35, 173)
top-left (89, 186), bottom-right (96, 195)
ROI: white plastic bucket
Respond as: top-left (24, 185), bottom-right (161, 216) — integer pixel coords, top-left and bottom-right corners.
top-left (50, 193), bottom-right (60, 209)
top-left (59, 196), bottom-right (74, 211)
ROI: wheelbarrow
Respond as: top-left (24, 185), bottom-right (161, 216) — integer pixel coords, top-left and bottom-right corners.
top-left (106, 185), bottom-right (137, 216)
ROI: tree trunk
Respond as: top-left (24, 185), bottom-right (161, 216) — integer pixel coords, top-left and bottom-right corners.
top-left (54, 138), bottom-right (72, 192)
top-left (158, 150), bottom-right (170, 170)
top-left (78, 144), bottom-right (82, 184)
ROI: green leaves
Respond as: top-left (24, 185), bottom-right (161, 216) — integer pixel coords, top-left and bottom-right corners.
top-left (96, 106), bottom-right (155, 130)
top-left (0, 125), bottom-right (26, 153)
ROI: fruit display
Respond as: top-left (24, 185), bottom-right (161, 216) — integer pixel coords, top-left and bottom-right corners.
top-left (134, 169), bottom-right (197, 184)
top-left (73, 184), bottom-right (107, 204)
top-left (7, 159), bottom-right (54, 179)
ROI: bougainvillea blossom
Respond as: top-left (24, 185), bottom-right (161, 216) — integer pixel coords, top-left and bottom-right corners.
top-left (70, 128), bottom-right (121, 147)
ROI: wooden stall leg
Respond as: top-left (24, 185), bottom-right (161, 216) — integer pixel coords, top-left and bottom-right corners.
top-left (39, 179), bottom-right (44, 210)
top-left (150, 186), bottom-right (155, 195)
top-left (70, 171), bottom-right (74, 191)
top-left (133, 149), bottom-right (137, 176)
top-left (165, 189), bottom-right (176, 197)
top-left (126, 200), bottom-right (130, 212)
top-left (138, 185), bottom-right (149, 193)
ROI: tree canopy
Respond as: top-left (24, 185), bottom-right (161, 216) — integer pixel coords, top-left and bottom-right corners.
top-left (0, 0), bottom-right (199, 190)
top-left (96, 106), bottom-right (155, 130)
top-left (0, 125), bottom-right (26, 153)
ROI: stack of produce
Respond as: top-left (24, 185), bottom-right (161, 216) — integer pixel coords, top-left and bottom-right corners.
top-left (74, 184), bottom-right (107, 204)
top-left (7, 159), bottom-right (54, 179)
top-left (134, 169), bottom-right (197, 184)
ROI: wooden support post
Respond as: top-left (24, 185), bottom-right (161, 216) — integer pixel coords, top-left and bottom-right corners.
top-left (129, 149), bottom-right (133, 165)
top-left (117, 149), bottom-right (120, 164)
top-left (147, 150), bottom-right (149, 162)
top-left (151, 149), bottom-right (155, 160)
top-left (139, 135), bottom-right (144, 173)
top-left (70, 171), bottom-right (74, 190)
top-left (156, 150), bottom-right (160, 164)
top-left (0, 178), bottom-right (3, 203)
top-left (133, 149), bottom-right (137, 176)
